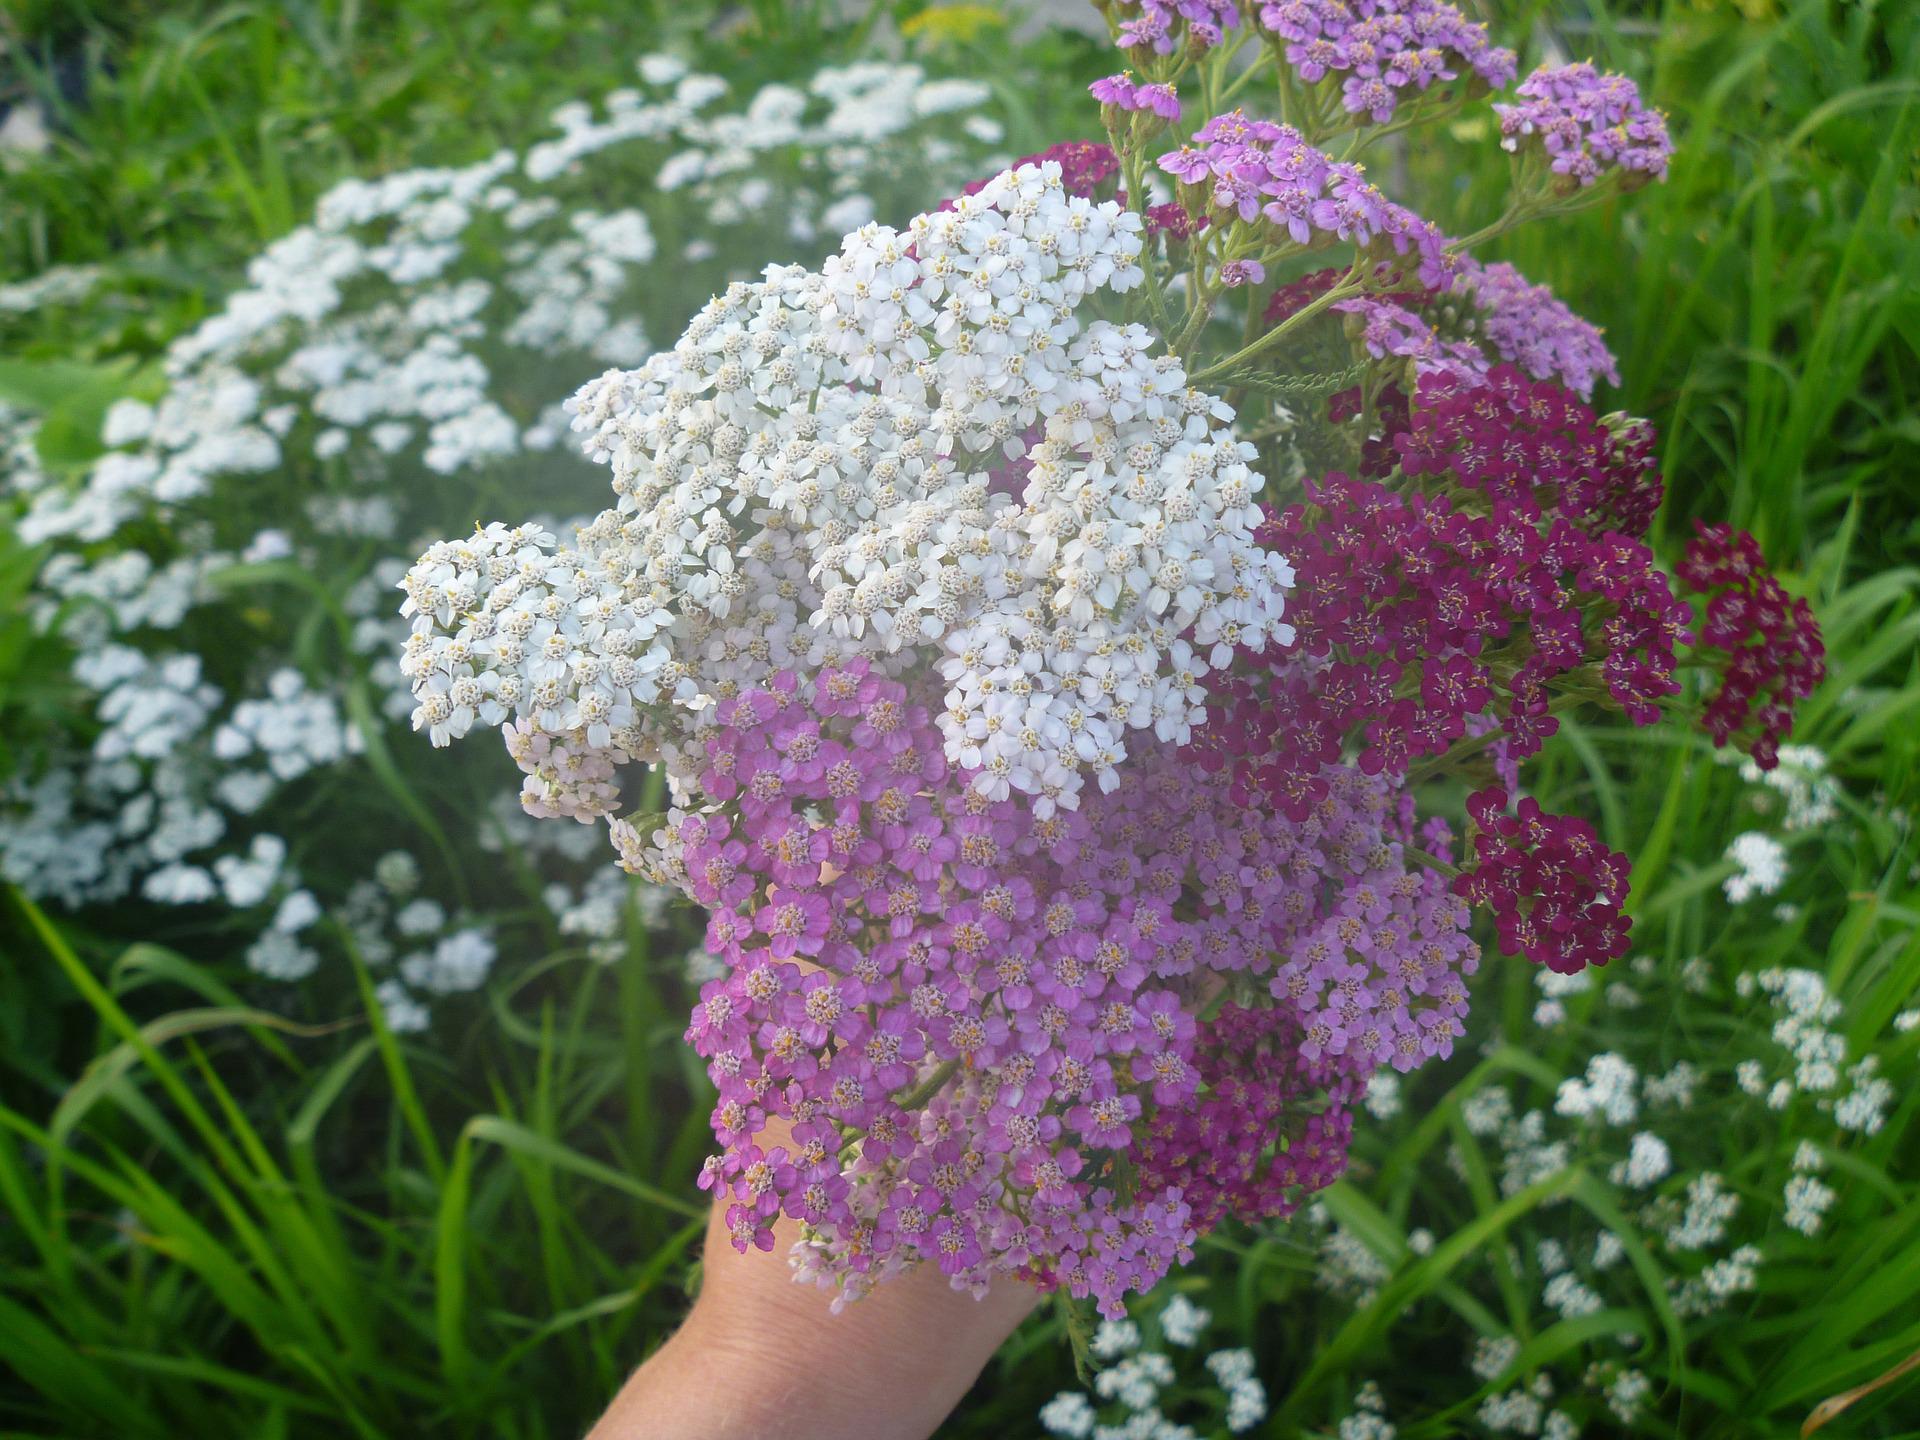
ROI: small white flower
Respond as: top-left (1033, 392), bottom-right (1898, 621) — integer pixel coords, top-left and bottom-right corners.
top-left (1724, 832), bottom-right (1787, 902)
top-left (1667, 1172), bottom-right (1739, 1250)
top-left (1091, 1318), bottom-right (1141, 1361)
top-left (1158, 1294), bottom-right (1210, 1346)
top-left (272, 888), bottom-right (322, 933)
top-left (1469, 1335), bottom-right (1519, 1383)
top-left (1605, 1369), bottom-right (1651, 1424)
top-left (247, 930), bottom-right (319, 981)
top-left (375, 978), bottom-right (430, 1034)
top-left (1783, 1173), bottom-right (1836, 1235)
top-left (1362, 1071), bottom-right (1402, 1120)
top-left (1555, 1052), bottom-right (1639, 1126)
top-left (1609, 1131), bottom-right (1670, 1189)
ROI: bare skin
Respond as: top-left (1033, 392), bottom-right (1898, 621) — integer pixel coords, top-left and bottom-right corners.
top-left (586, 1121), bottom-right (1039, 1440)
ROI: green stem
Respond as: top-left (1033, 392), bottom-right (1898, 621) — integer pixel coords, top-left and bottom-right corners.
top-left (1405, 725), bottom-right (1506, 785)
top-left (1403, 844), bottom-right (1461, 879)
top-left (1451, 203), bottom-right (1533, 253)
top-left (1123, 142), bottom-right (1181, 341)
top-left (1212, 38), bottom-right (1266, 110)
top-left (1191, 265), bottom-right (1365, 382)
top-left (1341, 90), bottom-right (1470, 163)
top-left (1169, 231), bottom-right (1220, 357)
top-left (896, 1057), bottom-right (961, 1112)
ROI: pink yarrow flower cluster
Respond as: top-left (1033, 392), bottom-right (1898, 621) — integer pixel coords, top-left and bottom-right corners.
top-left (1334, 292), bottom-right (1487, 381)
top-left (1112, 0), bottom-right (1244, 55)
top-left (1264, 260), bottom-right (1622, 401)
top-left (1458, 258), bottom-right (1620, 398)
top-left (1159, 111), bottom-right (1457, 287)
top-left (1495, 61), bottom-right (1674, 187)
top-left (682, 661), bottom-right (1475, 1315)
top-left (1092, 72), bottom-right (1184, 122)
top-left (1257, 0), bottom-right (1518, 125)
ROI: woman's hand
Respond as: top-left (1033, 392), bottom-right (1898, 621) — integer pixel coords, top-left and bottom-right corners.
top-left (587, 1122), bottom-right (1039, 1440)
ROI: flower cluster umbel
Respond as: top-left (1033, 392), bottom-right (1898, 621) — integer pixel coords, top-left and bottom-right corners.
top-left (400, 0), bottom-right (1823, 1319)
top-left (677, 659), bottom-right (1474, 1312)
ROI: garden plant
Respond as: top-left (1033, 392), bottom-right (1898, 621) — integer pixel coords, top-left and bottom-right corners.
top-left (0, 1), bottom-right (1916, 1437)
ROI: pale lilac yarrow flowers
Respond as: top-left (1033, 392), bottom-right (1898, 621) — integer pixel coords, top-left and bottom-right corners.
top-left (1158, 111), bottom-right (1458, 288)
top-left (1495, 61), bottom-right (1673, 185)
top-left (1258, 0), bottom-right (1518, 125)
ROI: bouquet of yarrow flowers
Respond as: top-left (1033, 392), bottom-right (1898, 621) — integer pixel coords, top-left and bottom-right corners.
top-left (396, 0), bottom-right (1825, 1321)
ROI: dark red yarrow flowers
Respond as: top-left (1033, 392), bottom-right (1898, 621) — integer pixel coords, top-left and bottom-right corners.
top-left (1221, 456), bottom-right (1688, 788)
top-left (1455, 788), bottom-right (1631, 974)
top-left (1394, 368), bottom-right (1663, 539)
top-left (1677, 521), bottom-right (1826, 770)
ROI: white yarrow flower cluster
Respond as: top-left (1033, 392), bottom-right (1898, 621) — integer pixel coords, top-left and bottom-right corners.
top-left (1783, 1171), bottom-right (1836, 1236)
top-left (1610, 1130), bottom-right (1671, 1189)
top-left (1731, 965), bottom-right (1894, 1133)
top-left (399, 161), bottom-right (1295, 866)
top-left (1336, 1381), bottom-right (1395, 1440)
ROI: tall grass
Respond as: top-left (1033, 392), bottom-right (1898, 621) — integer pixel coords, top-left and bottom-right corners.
top-left (3, 885), bottom-right (716, 1438)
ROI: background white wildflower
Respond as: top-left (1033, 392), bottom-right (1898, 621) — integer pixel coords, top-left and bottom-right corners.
top-left (1724, 831), bottom-right (1787, 902)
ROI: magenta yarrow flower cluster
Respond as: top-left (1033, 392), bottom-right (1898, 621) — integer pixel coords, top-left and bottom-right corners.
top-left (1186, 363), bottom-right (1706, 975)
top-left (1392, 367), bottom-right (1665, 541)
top-left (1257, 0), bottom-right (1517, 126)
top-left (1286, 437), bottom-right (1687, 738)
top-left (1137, 1003), bottom-right (1351, 1227)
top-left (683, 661), bottom-right (1474, 1313)
top-left (1495, 60), bottom-right (1673, 188)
